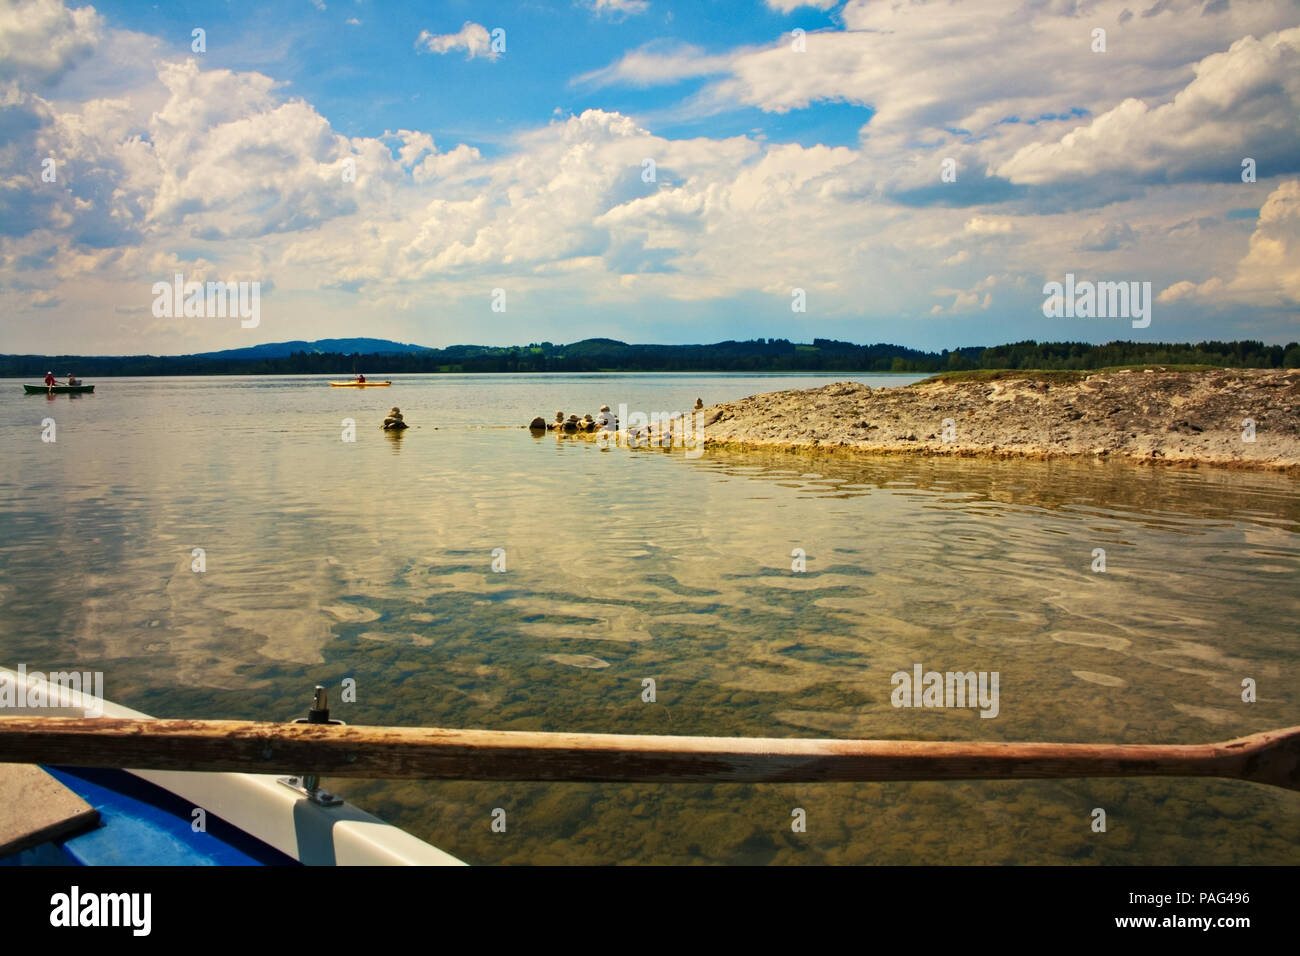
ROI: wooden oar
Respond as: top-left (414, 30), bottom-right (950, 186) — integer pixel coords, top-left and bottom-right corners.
top-left (0, 718), bottom-right (1297, 790)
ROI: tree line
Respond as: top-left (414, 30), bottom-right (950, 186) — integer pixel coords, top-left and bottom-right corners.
top-left (2, 337), bottom-right (1297, 377)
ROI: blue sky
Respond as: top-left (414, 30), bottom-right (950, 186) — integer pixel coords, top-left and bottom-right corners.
top-left (2, 0), bottom-right (1298, 354)
top-left (86, 2), bottom-right (855, 147)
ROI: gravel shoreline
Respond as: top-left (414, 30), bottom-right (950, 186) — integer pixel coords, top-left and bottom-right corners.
top-left (670, 369), bottom-right (1300, 473)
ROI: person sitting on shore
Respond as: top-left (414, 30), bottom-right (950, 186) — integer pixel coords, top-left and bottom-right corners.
top-left (382, 407), bottom-right (407, 431)
top-left (595, 405), bottom-right (616, 430)
top-left (355, 373), bottom-right (366, 383)
top-left (44, 371), bottom-right (56, 387)
top-left (694, 398), bottom-right (703, 410)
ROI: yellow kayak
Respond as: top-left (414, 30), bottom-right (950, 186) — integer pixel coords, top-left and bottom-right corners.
top-left (329, 381), bottom-right (391, 387)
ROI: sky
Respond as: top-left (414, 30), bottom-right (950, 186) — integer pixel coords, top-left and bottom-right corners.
top-left (0, 0), bottom-right (1297, 355)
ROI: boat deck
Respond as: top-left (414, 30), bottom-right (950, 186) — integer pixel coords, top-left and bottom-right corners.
top-left (1, 766), bottom-right (301, 866)
top-left (0, 765), bottom-right (99, 858)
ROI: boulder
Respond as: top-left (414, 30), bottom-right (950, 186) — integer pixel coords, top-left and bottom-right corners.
top-left (382, 407), bottom-right (408, 431)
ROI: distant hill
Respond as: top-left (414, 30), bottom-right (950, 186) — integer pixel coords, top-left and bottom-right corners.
top-left (1, 337), bottom-right (1295, 377)
top-left (192, 338), bottom-right (433, 360)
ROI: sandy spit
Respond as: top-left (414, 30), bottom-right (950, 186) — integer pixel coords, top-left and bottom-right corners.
top-left (681, 369), bottom-right (1300, 473)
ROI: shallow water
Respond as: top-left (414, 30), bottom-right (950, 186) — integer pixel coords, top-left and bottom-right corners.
top-left (2, 373), bottom-right (1297, 864)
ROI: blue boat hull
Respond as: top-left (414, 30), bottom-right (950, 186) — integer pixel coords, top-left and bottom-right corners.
top-left (2, 767), bottom-right (298, 867)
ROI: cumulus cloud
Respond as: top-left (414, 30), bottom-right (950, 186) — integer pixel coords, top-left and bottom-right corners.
top-left (415, 22), bottom-right (496, 60)
top-left (997, 28), bottom-right (1300, 186)
top-left (3, 0), bottom-right (1298, 352)
top-left (591, 0), bottom-right (1293, 127)
top-left (144, 60), bottom-right (361, 239)
top-left (0, 0), bottom-right (100, 86)
top-left (930, 274), bottom-right (1002, 313)
top-left (1079, 223), bottom-right (1138, 251)
top-left (1159, 180), bottom-right (1300, 306)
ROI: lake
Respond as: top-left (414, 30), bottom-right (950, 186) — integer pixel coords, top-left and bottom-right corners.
top-left (2, 372), bottom-right (1297, 864)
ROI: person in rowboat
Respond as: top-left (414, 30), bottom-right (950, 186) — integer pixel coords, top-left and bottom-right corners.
top-left (66, 372), bottom-right (79, 386)
top-left (44, 371), bottom-right (57, 387)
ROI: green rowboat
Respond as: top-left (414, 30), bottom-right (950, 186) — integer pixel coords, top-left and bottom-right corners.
top-left (23, 384), bottom-right (95, 394)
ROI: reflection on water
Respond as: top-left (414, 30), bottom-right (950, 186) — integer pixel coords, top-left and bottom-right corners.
top-left (0, 375), bottom-right (1297, 864)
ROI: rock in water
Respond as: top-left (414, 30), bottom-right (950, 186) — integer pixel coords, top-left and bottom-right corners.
top-left (547, 653), bottom-right (611, 669)
top-left (529, 416), bottom-right (547, 430)
top-left (382, 406), bottom-right (408, 430)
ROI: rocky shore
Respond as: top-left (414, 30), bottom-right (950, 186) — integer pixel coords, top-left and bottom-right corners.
top-left (688, 368), bottom-right (1300, 473)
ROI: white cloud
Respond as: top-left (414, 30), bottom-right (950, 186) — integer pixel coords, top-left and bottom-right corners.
top-left (575, 43), bottom-right (732, 88)
top-left (0, 0), bottom-right (101, 86)
top-left (997, 28), bottom-right (1300, 186)
top-left (964, 217), bottom-right (1014, 235)
top-left (1159, 180), bottom-right (1300, 307)
top-left (143, 60), bottom-right (361, 238)
top-left (3, 0), bottom-right (1298, 352)
top-left (931, 278), bottom-right (995, 314)
top-left (765, 1), bottom-right (837, 12)
top-left (586, 0), bottom-right (650, 16)
top-left (581, 0), bottom-right (1298, 182)
top-left (1079, 223), bottom-right (1138, 252)
top-left (415, 22), bottom-right (496, 60)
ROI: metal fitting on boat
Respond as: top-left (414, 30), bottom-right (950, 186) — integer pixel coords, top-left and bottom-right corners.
top-left (278, 684), bottom-right (346, 807)
top-left (307, 685), bottom-right (331, 724)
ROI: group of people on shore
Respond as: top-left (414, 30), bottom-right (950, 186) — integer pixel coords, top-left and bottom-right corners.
top-left (44, 371), bottom-right (80, 386)
top-left (530, 399), bottom-right (705, 435)
top-left (538, 405), bottom-right (618, 433)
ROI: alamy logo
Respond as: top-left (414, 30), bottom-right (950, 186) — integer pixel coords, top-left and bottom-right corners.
top-left (597, 404), bottom-right (706, 459)
top-left (0, 664), bottom-right (103, 717)
top-left (1042, 274), bottom-right (1151, 328)
top-left (50, 886), bottom-right (151, 936)
top-left (152, 273), bottom-right (260, 328)
top-left (891, 663), bottom-right (999, 718)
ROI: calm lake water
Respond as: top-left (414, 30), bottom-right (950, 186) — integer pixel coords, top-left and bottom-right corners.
top-left (2, 373), bottom-right (1298, 864)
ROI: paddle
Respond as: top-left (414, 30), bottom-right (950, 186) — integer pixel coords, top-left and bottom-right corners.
top-left (0, 718), bottom-right (1296, 790)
